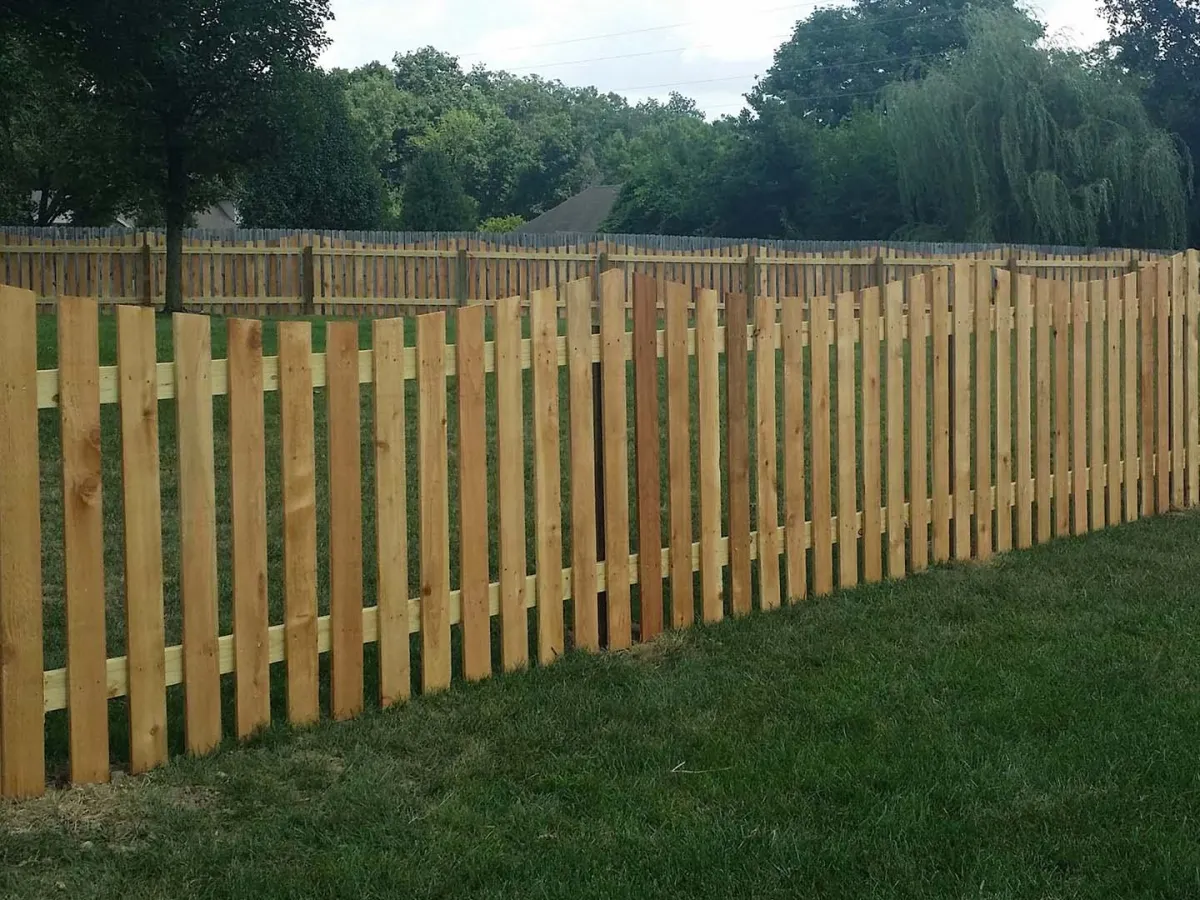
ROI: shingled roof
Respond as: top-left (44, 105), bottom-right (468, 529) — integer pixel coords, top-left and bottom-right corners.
top-left (513, 185), bottom-right (621, 234)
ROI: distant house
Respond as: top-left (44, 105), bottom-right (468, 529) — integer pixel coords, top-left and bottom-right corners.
top-left (514, 185), bottom-right (621, 235)
top-left (25, 192), bottom-right (239, 229)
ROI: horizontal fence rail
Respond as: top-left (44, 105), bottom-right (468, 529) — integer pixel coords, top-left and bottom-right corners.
top-left (1, 228), bottom-right (1172, 316)
top-left (1, 250), bottom-right (1199, 797)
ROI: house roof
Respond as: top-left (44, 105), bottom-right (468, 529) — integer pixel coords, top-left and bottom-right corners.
top-left (514, 185), bottom-right (621, 235)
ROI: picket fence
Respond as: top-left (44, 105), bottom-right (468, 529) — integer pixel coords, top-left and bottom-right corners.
top-left (1, 252), bottom-right (1198, 798)
top-left (0, 228), bottom-right (1169, 315)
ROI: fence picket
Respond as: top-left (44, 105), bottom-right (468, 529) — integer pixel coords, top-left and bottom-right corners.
top-left (0, 287), bottom-right (44, 798)
top-left (496, 295), bottom-right (530, 667)
top-left (726, 292), bottom-right (752, 615)
top-left (1124, 273), bottom-right (1139, 522)
top-left (975, 266), bottom-right (994, 558)
top-left (57, 298), bottom-right (109, 785)
top-left (327, 322), bottom-right (365, 717)
top-left (174, 313), bottom-right (222, 755)
top-left (696, 289), bottom-right (725, 620)
top-left (531, 287), bottom-right (565, 663)
top-left (373, 316), bottom-right (413, 702)
top-left (1189, 251), bottom-right (1200, 507)
top-left (953, 264), bottom-right (972, 560)
top-left (228, 318), bottom-right (270, 738)
top-left (860, 286), bottom-right (882, 582)
top-left (755, 294), bottom-right (781, 609)
top-left (995, 270), bottom-right (1013, 553)
top-left (782, 293), bottom-right (808, 598)
top-left (117, 306), bottom-right (167, 773)
top-left (1104, 280), bottom-right (1120, 526)
top-left (632, 274), bottom-right (664, 639)
top-left (1172, 255), bottom-right (1185, 507)
top-left (909, 275), bottom-right (930, 573)
top-left (1054, 282), bottom-right (1072, 538)
top-left (1157, 262), bottom-right (1171, 513)
top-left (666, 282), bottom-right (694, 627)
top-left (279, 322), bottom-right (319, 725)
top-left (600, 271), bottom-right (632, 649)
top-left (417, 313), bottom-right (451, 692)
top-left (810, 291), bottom-right (834, 595)
top-left (1140, 266), bottom-right (1156, 519)
top-left (565, 280), bottom-right (599, 651)
top-left (1018, 275), bottom-right (1036, 547)
top-left (456, 305), bottom-right (490, 681)
top-left (836, 289), bottom-right (859, 589)
top-left (931, 269), bottom-right (951, 562)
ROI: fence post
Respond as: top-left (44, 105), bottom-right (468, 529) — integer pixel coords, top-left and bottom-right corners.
top-left (455, 248), bottom-right (469, 307)
top-left (302, 245), bottom-right (315, 315)
top-left (141, 240), bottom-right (153, 307)
top-left (745, 246), bottom-right (758, 321)
top-left (875, 254), bottom-right (886, 290)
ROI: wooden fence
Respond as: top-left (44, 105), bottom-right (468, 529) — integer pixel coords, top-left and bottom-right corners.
top-left (0, 229), bottom-right (1171, 315)
top-left (1, 252), bottom-right (1199, 797)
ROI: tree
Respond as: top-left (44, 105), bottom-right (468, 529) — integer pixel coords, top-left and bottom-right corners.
top-left (19, 0), bottom-right (333, 311)
top-left (884, 9), bottom-right (1188, 247)
top-left (399, 148), bottom-right (478, 231)
top-left (237, 71), bottom-right (386, 230)
top-left (1101, 0), bottom-right (1200, 242)
top-left (751, 0), bottom-right (1040, 125)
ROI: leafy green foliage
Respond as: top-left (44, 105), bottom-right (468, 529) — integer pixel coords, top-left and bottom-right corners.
top-left (400, 147), bottom-right (478, 231)
top-left (479, 214), bottom-right (525, 232)
top-left (885, 9), bottom-right (1188, 247)
top-left (237, 71), bottom-right (387, 230)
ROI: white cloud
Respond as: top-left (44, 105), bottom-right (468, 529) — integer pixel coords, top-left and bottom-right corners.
top-left (319, 0), bottom-right (1109, 114)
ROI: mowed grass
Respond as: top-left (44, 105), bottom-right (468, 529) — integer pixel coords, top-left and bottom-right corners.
top-left (5, 511), bottom-right (1200, 899)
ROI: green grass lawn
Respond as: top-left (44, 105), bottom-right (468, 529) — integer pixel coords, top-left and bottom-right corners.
top-left (7, 511), bottom-right (1200, 899)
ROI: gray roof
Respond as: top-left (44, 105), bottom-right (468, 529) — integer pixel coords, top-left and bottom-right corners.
top-left (514, 185), bottom-right (621, 235)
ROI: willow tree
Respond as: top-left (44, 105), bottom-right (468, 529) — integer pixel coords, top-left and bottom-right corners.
top-left (883, 9), bottom-right (1188, 248)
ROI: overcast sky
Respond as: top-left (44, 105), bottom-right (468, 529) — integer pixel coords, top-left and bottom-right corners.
top-left (320, 1), bottom-right (1109, 117)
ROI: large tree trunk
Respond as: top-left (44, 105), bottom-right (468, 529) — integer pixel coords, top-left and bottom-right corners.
top-left (163, 144), bottom-right (188, 314)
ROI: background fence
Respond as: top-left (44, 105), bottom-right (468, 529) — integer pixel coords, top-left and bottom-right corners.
top-left (0, 227), bottom-right (1171, 315)
top-left (1, 251), bottom-right (1198, 798)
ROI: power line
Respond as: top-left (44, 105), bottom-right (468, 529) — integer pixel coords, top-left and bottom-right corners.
top-left (457, 1), bottom-right (829, 59)
top-left (701, 86), bottom-right (886, 114)
top-left (610, 50), bottom-right (943, 95)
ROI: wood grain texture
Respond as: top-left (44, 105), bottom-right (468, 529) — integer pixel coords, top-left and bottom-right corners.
top-left (373, 316), bottom-right (413, 702)
top-left (495, 295), bottom-right (529, 667)
top-left (565, 280), bottom-right (599, 651)
top-left (117, 305), bottom-right (167, 774)
top-left (228, 318), bottom-right (270, 738)
top-left (974, 266), bottom-right (993, 559)
top-left (278, 323), bottom-right (319, 725)
top-left (931, 268), bottom-right (951, 562)
top-left (326, 322), bottom-right (365, 718)
top-left (531, 287), bottom-right (565, 663)
top-left (755, 294), bottom-right (781, 609)
top-left (417, 313), bottom-right (451, 692)
top-left (600, 270), bottom-right (632, 649)
top-left (0, 287), bottom-right (44, 797)
top-left (666, 282), bottom-right (694, 627)
top-left (909, 275), bottom-right (930, 573)
top-left (1140, 266), bottom-right (1156, 518)
top-left (883, 281), bottom-right (905, 578)
top-left (953, 263), bottom-right (972, 560)
top-left (174, 313), bottom-right (221, 754)
top-left (1188, 251), bottom-right (1200, 507)
top-left (1015, 274), bottom-right (1034, 548)
top-left (782, 293), bottom-right (808, 598)
top-left (860, 286), bottom-right (882, 582)
top-left (810, 291), bottom-right (834, 595)
top-left (632, 273), bottom-right (663, 638)
top-left (1172, 255), bottom-right (1185, 507)
top-left (726, 292), bottom-right (753, 614)
top-left (1104, 277), bottom-right (1121, 524)
top-left (696, 289), bottom-right (724, 620)
top-left (836, 290), bottom-right (859, 588)
top-left (995, 270), bottom-right (1013, 553)
top-left (1124, 273), bottom-right (1139, 522)
top-left (1054, 281), bottom-right (1071, 538)
top-left (57, 298), bottom-right (109, 784)
top-left (455, 305), bottom-right (490, 680)
top-left (1157, 261), bottom-right (1171, 513)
